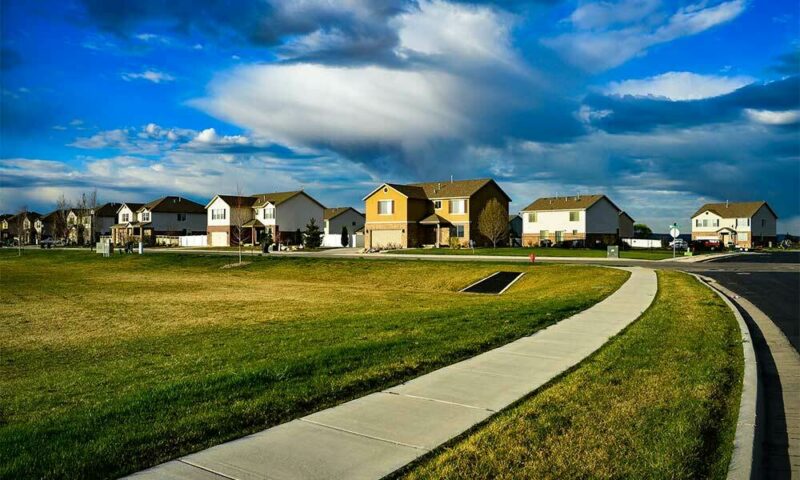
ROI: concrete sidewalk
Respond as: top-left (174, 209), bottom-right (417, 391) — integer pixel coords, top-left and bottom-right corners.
top-left (128, 267), bottom-right (657, 480)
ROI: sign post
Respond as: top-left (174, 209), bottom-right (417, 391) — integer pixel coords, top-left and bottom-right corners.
top-left (669, 223), bottom-right (680, 259)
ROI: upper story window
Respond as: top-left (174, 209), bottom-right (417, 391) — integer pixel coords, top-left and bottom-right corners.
top-left (702, 219), bottom-right (708, 227)
top-left (378, 200), bottom-right (394, 215)
top-left (713, 219), bottom-right (719, 227)
top-left (695, 219), bottom-right (700, 227)
top-left (450, 199), bottom-right (467, 214)
top-left (264, 206), bottom-right (275, 219)
top-left (122, 213), bottom-right (130, 222)
top-left (569, 211), bottom-right (580, 221)
top-left (211, 209), bottom-right (226, 220)
top-left (746, 218), bottom-right (751, 226)
top-left (141, 212), bottom-right (151, 222)
top-left (528, 212), bottom-right (537, 223)
top-left (177, 213), bottom-right (186, 222)
top-left (434, 200), bottom-right (442, 209)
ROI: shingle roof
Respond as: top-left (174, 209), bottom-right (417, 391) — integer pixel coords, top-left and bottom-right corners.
top-left (521, 194), bottom-right (608, 212)
top-left (139, 196), bottom-right (205, 214)
top-left (216, 195), bottom-right (258, 208)
top-left (121, 203), bottom-right (144, 213)
top-left (370, 178), bottom-right (510, 201)
top-left (0, 214), bottom-right (13, 221)
top-left (324, 207), bottom-right (362, 220)
top-left (242, 218), bottom-right (265, 227)
top-left (419, 213), bottom-right (451, 224)
top-left (251, 190), bottom-right (303, 206)
top-left (691, 201), bottom-right (775, 219)
top-left (94, 202), bottom-right (122, 217)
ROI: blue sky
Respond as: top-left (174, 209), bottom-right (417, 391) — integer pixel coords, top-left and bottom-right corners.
top-left (1, 0), bottom-right (798, 232)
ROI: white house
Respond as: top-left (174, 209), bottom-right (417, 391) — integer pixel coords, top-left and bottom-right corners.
top-left (206, 190), bottom-right (325, 247)
top-left (521, 194), bottom-right (632, 246)
top-left (322, 207), bottom-right (365, 247)
top-left (691, 201), bottom-right (777, 248)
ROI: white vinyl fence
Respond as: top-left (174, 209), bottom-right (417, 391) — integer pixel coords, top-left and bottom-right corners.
top-left (179, 234), bottom-right (208, 247)
top-left (322, 233), bottom-right (362, 248)
top-left (622, 238), bottom-right (664, 249)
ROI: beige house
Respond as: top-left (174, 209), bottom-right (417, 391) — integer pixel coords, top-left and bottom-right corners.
top-left (691, 201), bottom-right (777, 248)
top-left (521, 194), bottom-right (632, 246)
top-left (363, 178), bottom-right (511, 249)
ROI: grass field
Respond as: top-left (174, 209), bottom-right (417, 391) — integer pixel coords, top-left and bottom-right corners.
top-left (393, 247), bottom-right (681, 260)
top-left (0, 250), bottom-right (627, 479)
top-left (401, 270), bottom-right (743, 480)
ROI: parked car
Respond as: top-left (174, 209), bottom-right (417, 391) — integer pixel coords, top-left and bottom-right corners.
top-left (539, 239), bottom-right (553, 247)
top-left (669, 239), bottom-right (688, 250)
top-left (39, 238), bottom-right (54, 249)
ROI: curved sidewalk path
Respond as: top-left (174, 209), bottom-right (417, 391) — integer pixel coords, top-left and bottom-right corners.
top-left (128, 267), bottom-right (657, 480)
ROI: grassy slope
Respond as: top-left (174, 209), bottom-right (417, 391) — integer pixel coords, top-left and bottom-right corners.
top-left (402, 270), bottom-right (743, 480)
top-left (393, 247), bottom-right (679, 260)
top-left (0, 250), bottom-right (627, 479)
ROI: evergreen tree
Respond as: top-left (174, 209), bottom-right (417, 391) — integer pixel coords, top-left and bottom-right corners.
top-left (340, 226), bottom-right (349, 247)
top-left (304, 218), bottom-right (322, 249)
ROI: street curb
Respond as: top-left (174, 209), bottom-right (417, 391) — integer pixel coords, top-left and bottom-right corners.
top-left (690, 273), bottom-right (762, 480)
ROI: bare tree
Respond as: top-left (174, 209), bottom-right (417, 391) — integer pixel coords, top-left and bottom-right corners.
top-left (229, 183), bottom-right (247, 265)
top-left (15, 205), bottom-right (27, 256)
top-left (478, 198), bottom-right (509, 248)
top-left (55, 195), bottom-right (71, 244)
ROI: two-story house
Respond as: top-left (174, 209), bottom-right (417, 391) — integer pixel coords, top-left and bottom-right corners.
top-left (363, 178), bottom-right (511, 249)
top-left (8, 211), bottom-right (42, 244)
top-left (110, 197), bottom-right (205, 245)
top-left (324, 207), bottom-right (365, 236)
top-left (111, 203), bottom-right (144, 244)
top-left (92, 203), bottom-right (122, 241)
top-left (520, 194), bottom-right (632, 247)
top-left (0, 214), bottom-right (12, 241)
top-left (691, 201), bottom-right (777, 248)
top-left (206, 190), bottom-right (325, 247)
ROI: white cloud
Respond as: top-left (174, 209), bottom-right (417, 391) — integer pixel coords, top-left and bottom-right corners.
top-left (121, 70), bottom-right (175, 83)
top-left (605, 72), bottom-right (753, 100)
top-left (569, 0), bottom-right (661, 30)
top-left (744, 109), bottom-right (800, 125)
top-left (544, 0), bottom-right (747, 72)
top-left (188, 128), bottom-right (251, 147)
top-left (394, 0), bottom-right (517, 65)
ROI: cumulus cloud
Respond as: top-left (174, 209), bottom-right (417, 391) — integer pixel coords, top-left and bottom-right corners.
top-left (544, 0), bottom-right (747, 72)
top-left (605, 72), bottom-right (754, 100)
top-left (121, 70), bottom-right (175, 83)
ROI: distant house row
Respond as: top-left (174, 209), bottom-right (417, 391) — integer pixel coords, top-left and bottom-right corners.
top-left (0, 178), bottom-right (778, 249)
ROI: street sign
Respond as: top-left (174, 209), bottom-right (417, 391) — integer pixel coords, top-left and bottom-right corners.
top-left (669, 224), bottom-right (680, 239)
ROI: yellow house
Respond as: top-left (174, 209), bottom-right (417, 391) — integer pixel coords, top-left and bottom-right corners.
top-left (363, 178), bottom-right (511, 249)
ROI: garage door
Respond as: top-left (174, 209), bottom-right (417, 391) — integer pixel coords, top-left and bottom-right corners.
top-left (210, 231), bottom-right (228, 247)
top-left (371, 229), bottom-right (403, 248)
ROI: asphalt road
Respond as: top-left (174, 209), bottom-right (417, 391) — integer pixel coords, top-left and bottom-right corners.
top-left (699, 252), bottom-right (800, 354)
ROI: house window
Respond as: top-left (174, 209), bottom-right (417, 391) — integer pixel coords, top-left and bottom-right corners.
top-left (264, 207), bottom-right (275, 219)
top-left (434, 200), bottom-right (442, 209)
top-left (761, 219), bottom-right (766, 227)
top-left (713, 219), bottom-right (719, 227)
top-left (177, 213), bottom-right (186, 222)
top-left (695, 219), bottom-right (700, 227)
top-left (572, 229), bottom-right (578, 235)
top-left (569, 211), bottom-right (579, 221)
top-left (451, 225), bottom-right (465, 238)
top-left (212, 209), bottom-right (226, 220)
top-left (122, 213), bottom-right (130, 222)
top-left (747, 218), bottom-right (751, 226)
top-left (540, 230), bottom-right (549, 239)
top-left (141, 212), bottom-right (150, 222)
top-left (528, 212), bottom-right (537, 222)
top-left (378, 200), bottom-right (393, 215)
top-left (702, 219), bottom-right (708, 227)
top-left (450, 199), bottom-right (467, 214)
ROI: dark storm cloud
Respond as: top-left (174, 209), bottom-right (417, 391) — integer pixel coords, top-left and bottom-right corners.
top-left (583, 76), bottom-right (800, 133)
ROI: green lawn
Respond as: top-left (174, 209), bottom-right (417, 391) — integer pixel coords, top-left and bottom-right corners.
top-left (0, 250), bottom-right (627, 479)
top-left (392, 247), bottom-right (681, 260)
top-left (401, 270), bottom-right (743, 480)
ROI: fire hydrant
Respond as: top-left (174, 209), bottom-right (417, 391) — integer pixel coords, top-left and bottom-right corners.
top-left (529, 253), bottom-right (536, 263)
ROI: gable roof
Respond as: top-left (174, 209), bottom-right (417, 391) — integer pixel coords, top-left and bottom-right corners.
top-left (691, 201), bottom-right (776, 219)
top-left (251, 190), bottom-right (303, 206)
top-left (118, 202), bottom-right (144, 214)
top-left (619, 211), bottom-right (635, 222)
top-left (521, 194), bottom-right (616, 212)
top-left (324, 207), bottom-right (363, 221)
top-left (210, 195), bottom-right (258, 209)
top-left (139, 196), bottom-right (205, 214)
top-left (94, 202), bottom-right (122, 217)
top-left (364, 178), bottom-right (511, 202)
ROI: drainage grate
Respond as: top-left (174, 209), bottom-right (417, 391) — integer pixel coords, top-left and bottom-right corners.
top-left (461, 272), bottom-right (525, 294)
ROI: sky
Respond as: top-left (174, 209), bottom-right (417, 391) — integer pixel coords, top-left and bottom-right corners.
top-left (1, 0), bottom-right (798, 233)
